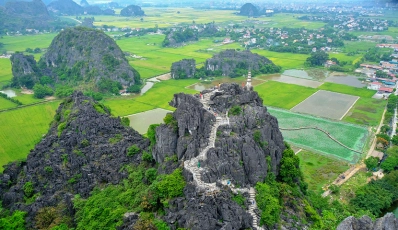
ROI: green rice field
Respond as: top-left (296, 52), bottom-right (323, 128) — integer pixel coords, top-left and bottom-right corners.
top-left (343, 97), bottom-right (387, 127)
top-left (318, 82), bottom-right (376, 98)
top-left (0, 101), bottom-right (60, 171)
top-left (0, 97), bottom-right (18, 110)
top-left (254, 81), bottom-right (317, 109)
top-left (0, 59), bottom-right (12, 88)
top-left (268, 107), bottom-right (369, 163)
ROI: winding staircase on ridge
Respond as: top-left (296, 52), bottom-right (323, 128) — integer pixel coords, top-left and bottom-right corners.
top-left (183, 88), bottom-right (264, 230)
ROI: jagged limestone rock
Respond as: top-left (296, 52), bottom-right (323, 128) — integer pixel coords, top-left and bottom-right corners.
top-left (337, 213), bottom-right (398, 230)
top-left (205, 49), bottom-right (277, 76)
top-left (10, 53), bottom-right (40, 88)
top-left (171, 59), bottom-right (196, 79)
top-left (239, 3), bottom-right (259, 17)
top-left (0, 91), bottom-right (150, 226)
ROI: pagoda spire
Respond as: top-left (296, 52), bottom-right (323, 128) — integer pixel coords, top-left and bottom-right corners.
top-left (246, 70), bottom-right (252, 90)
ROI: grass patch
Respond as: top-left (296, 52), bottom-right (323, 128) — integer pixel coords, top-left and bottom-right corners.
top-left (330, 168), bottom-right (368, 204)
top-left (0, 101), bottom-right (60, 171)
top-left (297, 149), bottom-right (350, 193)
top-left (343, 97), bottom-right (387, 127)
top-left (254, 81), bottom-right (317, 109)
top-left (318, 82), bottom-right (376, 98)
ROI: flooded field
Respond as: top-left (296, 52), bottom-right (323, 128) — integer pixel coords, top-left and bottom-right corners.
top-left (127, 108), bottom-right (172, 134)
top-left (0, 89), bottom-right (16, 97)
top-left (282, 69), bottom-right (329, 81)
top-left (268, 75), bottom-right (323, 88)
top-left (325, 75), bottom-right (367, 88)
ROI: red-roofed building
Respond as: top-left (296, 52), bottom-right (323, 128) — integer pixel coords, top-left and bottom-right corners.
top-left (378, 87), bottom-right (394, 93)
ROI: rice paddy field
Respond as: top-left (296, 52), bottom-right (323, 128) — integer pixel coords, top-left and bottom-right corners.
top-left (0, 101), bottom-right (60, 171)
top-left (254, 81), bottom-right (318, 109)
top-left (0, 97), bottom-right (18, 110)
top-left (343, 97), bottom-right (387, 127)
top-left (318, 82), bottom-right (376, 98)
top-left (0, 59), bottom-right (12, 88)
top-left (268, 107), bottom-right (369, 163)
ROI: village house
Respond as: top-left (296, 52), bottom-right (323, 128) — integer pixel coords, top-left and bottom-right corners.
top-left (367, 81), bottom-right (382, 90)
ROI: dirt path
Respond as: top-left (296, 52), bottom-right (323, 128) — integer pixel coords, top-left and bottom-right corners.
top-left (322, 106), bottom-right (387, 197)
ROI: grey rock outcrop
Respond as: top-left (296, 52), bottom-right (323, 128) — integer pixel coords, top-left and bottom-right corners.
top-left (10, 53), bottom-right (40, 88)
top-left (120, 4), bottom-right (145, 16)
top-left (39, 27), bottom-right (140, 87)
top-left (337, 213), bottom-right (398, 230)
top-left (155, 83), bottom-right (285, 229)
top-left (205, 49), bottom-right (276, 76)
top-left (0, 91), bottom-right (150, 226)
top-left (171, 59), bottom-right (196, 79)
top-left (2, 0), bottom-right (53, 31)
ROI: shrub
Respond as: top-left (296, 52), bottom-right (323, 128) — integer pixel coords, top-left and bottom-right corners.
top-left (253, 130), bottom-right (268, 148)
top-left (147, 124), bottom-right (160, 146)
top-left (81, 139), bottom-right (89, 147)
top-left (145, 168), bottom-right (158, 184)
top-left (329, 184), bottom-right (340, 194)
top-left (127, 145), bottom-right (140, 156)
top-left (229, 105), bottom-right (242, 116)
top-left (121, 117), bottom-right (130, 127)
top-left (232, 193), bottom-right (245, 208)
top-left (364, 156), bottom-right (379, 171)
top-left (142, 151), bottom-right (153, 162)
top-left (127, 85), bottom-right (141, 93)
top-left (255, 179), bottom-right (281, 226)
top-left (44, 166), bottom-right (53, 173)
top-left (23, 181), bottom-right (34, 198)
top-left (0, 210), bottom-right (26, 230)
top-left (33, 84), bottom-right (54, 99)
top-left (109, 134), bottom-right (123, 144)
top-left (57, 122), bottom-right (66, 137)
top-left (35, 207), bottom-right (62, 229)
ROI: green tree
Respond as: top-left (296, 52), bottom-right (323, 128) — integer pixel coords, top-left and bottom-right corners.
top-left (392, 135), bottom-right (398, 145)
top-left (305, 51), bottom-right (329, 66)
top-left (364, 156), bottom-right (379, 171)
top-left (380, 157), bottom-right (398, 173)
top-left (33, 84), bottom-right (53, 99)
top-left (255, 178), bottom-right (281, 226)
top-left (381, 125), bottom-right (391, 134)
top-left (279, 149), bottom-right (300, 184)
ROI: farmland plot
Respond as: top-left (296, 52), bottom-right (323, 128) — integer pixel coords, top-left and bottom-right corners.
top-left (268, 107), bottom-right (368, 163)
top-left (291, 90), bottom-right (359, 120)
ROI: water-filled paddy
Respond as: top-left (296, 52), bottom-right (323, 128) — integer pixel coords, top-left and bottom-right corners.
top-left (127, 108), bottom-right (172, 134)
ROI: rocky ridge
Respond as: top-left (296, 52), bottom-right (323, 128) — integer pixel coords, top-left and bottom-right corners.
top-left (171, 59), bottom-right (196, 79)
top-left (239, 3), bottom-right (260, 17)
top-left (0, 91), bottom-right (150, 226)
top-left (205, 49), bottom-right (278, 76)
top-left (154, 83), bottom-right (286, 229)
top-left (1, 0), bottom-right (54, 31)
top-left (337, 213), bottom-right (398, 230)
top-left (10, 27), bottom-right (141, 90)
top-left (47, 0), bottom-right (83, 15)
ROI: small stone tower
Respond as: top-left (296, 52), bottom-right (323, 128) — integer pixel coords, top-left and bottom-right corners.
top-left (246, 71), bottom-right (253, 90)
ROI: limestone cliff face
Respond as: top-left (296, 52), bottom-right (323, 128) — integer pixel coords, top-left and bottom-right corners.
top-left (0, 92), bottom-right (149, 225)
top-left (337, 213), bottom-right (398, 230)
top-left (39, 27), bottom-right (140, 86)
top-left (120, 4), bottom-right (145, 16)
top-left (47, 0), bottom-right (83, 15)
top-left (154, 83), bottom-right (284, 187)
top-left (153, 83), bottom-right (285, 229)
top-left (171, 59), bottom-right (196, 79)
top-left (205, 49), bottom-right (276, 76)
top-left (10, 53), bottom-right (40, 88)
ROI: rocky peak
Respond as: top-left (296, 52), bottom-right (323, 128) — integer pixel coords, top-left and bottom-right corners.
top-left (120, 4), bottom-right (145, 16)
top-left (155, 83), bottom-right (285, 229)
top-left (239, 3), bottom-right (259, 17)
top-left (337, 213), bottom-right (398, 230)
top-left (0, 91), bottom-right (149, 224)
top-left (205, 49), bottom-right (276, 76)
top-left (9, 27), bottom-right (141, 90)
top-left (10, 53), bottom-right (40, 88)
top-left (170, 59), bottom-right (196, 79)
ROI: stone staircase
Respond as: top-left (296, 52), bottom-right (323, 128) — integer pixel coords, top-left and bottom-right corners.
top-left (183, 88), bottom-right (262, 229)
